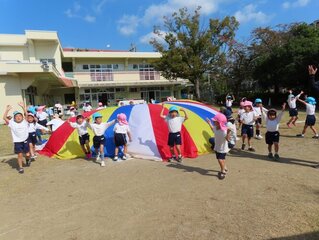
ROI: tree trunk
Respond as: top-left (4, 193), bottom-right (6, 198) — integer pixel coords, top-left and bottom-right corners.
top-left (195, 78), bottom-right (201, 100)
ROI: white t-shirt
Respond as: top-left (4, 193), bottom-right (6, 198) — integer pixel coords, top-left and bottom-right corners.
top-left (237, 109), bottom-right (245, 118)
top-left (54, 103), bottom-right (63, 111)
top-left (164, 116), bottom-right (185, 133)
top-left (306, 103), bottom-right (316, 115)
top-left (240, 111), bottom-right (258, 125)
top-left (83, 105), bottom-right (92, 112)
top-left (46, 118), bottom-right (64, 132)
top-left (8, 119), bottom-right (29, 142)
top-left (226, 99), bottom-right (233, 107)
top-left (226, 122), bottom-right (237, 145)
top-left (96, 107), bottom-right (105, 110)
top-left (262, 110), bottom-right (284, 132)
top-left (89, 120), bottom-right (116, 136)
top-left (69, 121), bottom-right (89, 136)
top-left (28, 122), bottom-right (49, 133)
top-left (287, 94), bottom-right (301, 109)
top-left (253, 107), bottom-right (268, 117)
top-left (213, 126), bottom-right (229, 153)
top-left (114, 123), bottom-right (130, 134)
top-left (36, 111), bottom-right (48, 121)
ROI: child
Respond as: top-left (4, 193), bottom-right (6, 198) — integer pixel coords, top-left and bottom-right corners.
top-left (237, 101), bottom-right (245, 130)
top-left (96, 102), bottom-right (105, 110)
top-left (113, 113), bottom-right (132, 161)
top-left (253, 98), bottom-right (267, 140)
top-left (83, 102), bottom-right (92, 112)
top-left (160, 104), bottom-right (188, 162)
top-left (68, 107), bottom-right (76, 118)
top-left (296, 95), bottom-right (319, 138)
top-left (88, 112), bottom-right (116, 167)
top-left (36, 105), bottom-right (48, 143)
top-left (67, 115), bottom-right (91, 159)
top-left (240, 101), bottom-right (258, 151)
top-left (286, 90), bottom-right (303, 128)
top-left (3, 103), bottom-right (30, 174)
top-left (27, 113), bottom-right (50, 160)
top-left (206, 113), bottom-right (230, 180)
top-left (46, 114), bottom-right (64, 132)
top-left (225, 94), bottom-right (235, 113)
top-left (261, 103), bottom-right (286, 161)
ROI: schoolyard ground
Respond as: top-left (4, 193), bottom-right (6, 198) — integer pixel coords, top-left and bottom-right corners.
top-left (0, 110), bottom-right (318, 240)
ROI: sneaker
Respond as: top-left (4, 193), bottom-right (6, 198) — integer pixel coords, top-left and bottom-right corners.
top-left (218, 171), bottom-right (226, 180)
top-left (26, 158), bottom-right (31, 167)
top-left (96, 154), bottom-right (101, 162)
top-left (122, 155), bottom-right (127, 160)
top-left (296, 134), bottom-right (304, 138)
top-left (18, 168), bottom-right (24, 174)
top-left (255, 135), bottom-right (263, 140)
top-left (241, 143), bottom-right (246, 150)
top-left (312, 135), bottom-right (319, 139)
top-left (168, 157), bottom-right (175, 162)
top-left (30, 156), bottom-right (35, 161)
top-left (100, 161), bottom-right (106, 167)
top-left (248, 147), bottom-right (255, 152)
top-left (274, 153), bottom-right (280, 161)
top-left (113, 156), bottom-right (119, 161)
top-left (268, 153), bottom-right (274, 159)
top-left (176, 155), bottom-right (182, 163)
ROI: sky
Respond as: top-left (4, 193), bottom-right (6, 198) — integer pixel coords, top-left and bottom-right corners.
top-left (0, 0), bottom-right (318, 52)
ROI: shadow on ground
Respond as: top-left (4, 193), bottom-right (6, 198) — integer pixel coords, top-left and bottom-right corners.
top-left (268, 231), bottom-right (319, 240)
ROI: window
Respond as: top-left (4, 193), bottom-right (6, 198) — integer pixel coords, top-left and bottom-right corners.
top-left (129, 88), bottom-right (138, 92)
top-left (89, 64), bottom-right (113, 81)
top-left (83, 65), bottom-right (89, 70)
top-left (138, 64), bottom-right (160, 80)
top-left (115, 87), bottom-right (125, 92)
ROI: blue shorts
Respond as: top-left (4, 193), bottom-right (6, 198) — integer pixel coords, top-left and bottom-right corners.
top-left (28, 132), bottom-right (37, 145)
top-left (215, 152), bottom-right (226, 160)
top-left (265, 131), bottom-right (280, 145)
top-left (93, 135), bottom-right (105, 149)
top-left (79, 133), bottom-right (90, 145)
top-left (289, 108), bottom-right (298, 117)
top-left (168, 132), bottom-right (182, 147)
top-left (14, 140), bottom-right (30, 154)
top-left (241, 124), bottom-right (254, 138)
top-left (305, 115), bottom-right (316, 126)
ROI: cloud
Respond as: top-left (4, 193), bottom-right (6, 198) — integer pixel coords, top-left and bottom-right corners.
top-left (117, 0), bottom-right (221, 36)
top-left (117, 15), bottom-right (140, 36)
top-left (84, 15), bottom-right (96, 23)
top-left (140, 31), bottom-right (169, 44)
top-left (65, 1), bottom-right (106, 23)
top-left (282, 0), bottom-right (310, 9)
top-left (93, 0), bottom-right (108, 13)
top-left (234, 4), bottom-right (272, 24)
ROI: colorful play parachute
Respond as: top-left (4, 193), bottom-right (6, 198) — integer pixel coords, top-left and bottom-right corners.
top-left (40, 100), bottom-right (219, 160)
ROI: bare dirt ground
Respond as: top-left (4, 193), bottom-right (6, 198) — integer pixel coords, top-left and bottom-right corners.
top-left (0, 110), bottom-right (319, 240)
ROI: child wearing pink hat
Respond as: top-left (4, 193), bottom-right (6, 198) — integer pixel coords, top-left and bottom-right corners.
top-left (113, 113), bottom-right (132, 161)
top-left (240, 100), bottom-right (259, 151)
top-left (206, 113), bottom-right (230, 180)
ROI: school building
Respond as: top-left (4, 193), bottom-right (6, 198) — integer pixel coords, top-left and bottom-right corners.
top-left (0, 30), bottom-right (191, 120)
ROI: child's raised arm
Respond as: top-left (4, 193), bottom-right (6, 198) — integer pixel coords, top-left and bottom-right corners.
top-left (179, 108), bottom-right (188, 120)
top-left (3, 105), bottom-right (12, 124)
top-left (18, 102), bottom-right (27, 117)
top-left (206, 118), bottom-right (214, 132)
top-left (297, 96), bottom-right (307, 105)
top-left (160, 103), bottom-right (166, 119)
top-left (277, 103), bottom-right (286, 122)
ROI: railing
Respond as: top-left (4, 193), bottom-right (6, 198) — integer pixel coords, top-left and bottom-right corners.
top-left (67, 70), bottom-right (163, 82)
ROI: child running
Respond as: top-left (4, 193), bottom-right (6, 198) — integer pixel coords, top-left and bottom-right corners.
top-left (206, 113), bottom-right (230, 180)
top-left (286, 90), bottom-right (303, 128)
top-left (261, 103), bottom-right (286, 161)
top-left (296, 95), bottom-right (319, 138)
top-left (113, 113), bottom-right (132, 161)
top-left (3, 103), bottom-right (30, 174)
top-left (253, 98), bottom-right (267, 140)
top-left (27, 113), bottom-right (50, 161)
top-left (88, 112), bottom-right (116, 167)
top-left (160, 104), bottom-right (188, 162)
top-left (240, 101), bottom-right (258, 151)
top-left (67, 115), bottom-right (91, 159)
top-left (226, 116), bottom-right (237, 150)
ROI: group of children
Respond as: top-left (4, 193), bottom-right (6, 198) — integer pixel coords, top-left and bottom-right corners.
top-left (3, 90), bottom-right (319, 176)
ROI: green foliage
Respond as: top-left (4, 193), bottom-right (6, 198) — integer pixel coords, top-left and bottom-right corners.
top-left (150, 7), bottom-right (239, 99)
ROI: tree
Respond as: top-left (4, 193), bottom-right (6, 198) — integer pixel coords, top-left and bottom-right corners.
top-left (150, 7), bottom-right (239, 99)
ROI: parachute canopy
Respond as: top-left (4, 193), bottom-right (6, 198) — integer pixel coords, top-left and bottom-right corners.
top-left (40, 100), bottom-right (219, 161)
